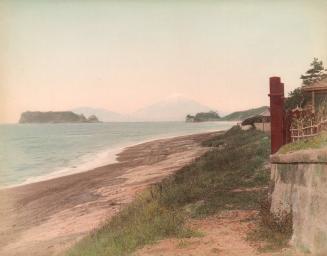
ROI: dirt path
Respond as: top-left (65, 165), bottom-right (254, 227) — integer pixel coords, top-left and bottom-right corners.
top-left (0, 132), bottom-right (220, 256)
top-left (135, 210), bottom-right (301, 256)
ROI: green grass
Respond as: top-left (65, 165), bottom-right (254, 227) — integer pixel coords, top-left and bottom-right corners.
top-left (67, 197), bottom-right (194, 256)
top-left (278, 132), bottom-right (327, 154)
top-left (66, 126), bottom-right (277, 256)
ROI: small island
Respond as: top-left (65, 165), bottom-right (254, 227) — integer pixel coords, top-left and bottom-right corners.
top-left (186, 111), bottom-right (220, 122)
top-left (19, 111), bottom-right (100, 123)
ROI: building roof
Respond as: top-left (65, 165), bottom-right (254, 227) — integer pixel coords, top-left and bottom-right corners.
top-left (259, 108), bottom-right (270, 117)
top-left (302, 78), bottom-right (327, 93)
top-left (241, 108), bottom-right (270, 126)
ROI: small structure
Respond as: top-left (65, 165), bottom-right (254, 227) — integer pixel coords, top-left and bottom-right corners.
top-left (288, 78), bottom-right (327, 142)
top-left (241, 108), bottom-right (270, 133)
top-left (302, 78), bottom-right (327, 113)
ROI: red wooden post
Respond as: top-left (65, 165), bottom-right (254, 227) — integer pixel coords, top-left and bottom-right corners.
top-left (269, 77), bottom-right (285, 154)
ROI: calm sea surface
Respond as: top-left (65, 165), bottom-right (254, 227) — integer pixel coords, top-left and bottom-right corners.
top-left (0, 121), bottom-right (235, 187)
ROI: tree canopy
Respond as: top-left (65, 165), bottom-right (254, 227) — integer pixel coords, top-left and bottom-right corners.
top-left (300, 58), bottom-right (327, 86)
top-left (285, 58), bottom-right (327, 111)
top-left (284, 87), bottom-right (308, 111)
top-left (186, 111), bottom-right (220, 122)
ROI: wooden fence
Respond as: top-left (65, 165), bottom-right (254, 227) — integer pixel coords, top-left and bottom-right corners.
top-left (289, 108), bottom-right (327, 142)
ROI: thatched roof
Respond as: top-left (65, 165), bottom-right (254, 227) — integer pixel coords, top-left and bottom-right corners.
top-left (259, 108), bottom-right (270, 117)
top-left (241, 108), bottom-right (270, 126)
top-left (242, 116), bottom-right (262, 126)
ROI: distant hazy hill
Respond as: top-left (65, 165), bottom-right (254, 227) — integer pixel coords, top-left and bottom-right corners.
top-left (72, 107), bottom-right (128, 122)
top-left (132, 95), bottom-right (213, 122)
top-left (72, 96), bottom-right (216, 122)
top-left (221, 106), bottom-right (269, 121)
top-left (19, 111), bottom-right (100, 123)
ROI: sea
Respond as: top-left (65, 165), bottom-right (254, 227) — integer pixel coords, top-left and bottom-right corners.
top-left (0, 121), bottom-right (235, 188)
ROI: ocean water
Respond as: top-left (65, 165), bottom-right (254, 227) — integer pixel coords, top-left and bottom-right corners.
top-left (0, 121), bottom-right (235, 187)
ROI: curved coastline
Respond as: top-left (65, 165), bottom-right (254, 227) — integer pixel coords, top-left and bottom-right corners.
top-left (0, 131), bottom-right (223, 256)
top-left (2, 123), bottom-right (234, 189)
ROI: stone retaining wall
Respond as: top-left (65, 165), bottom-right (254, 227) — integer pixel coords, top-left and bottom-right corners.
top-left (270, 149), bottom-right (327, 254)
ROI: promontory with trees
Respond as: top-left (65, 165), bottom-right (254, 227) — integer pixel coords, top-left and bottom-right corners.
top-left (19, 111), bottom-right (101, 123)
top-left (186, 106), bottom-right (269, 122)
top-left (186, 111), bottom-right (220, 122)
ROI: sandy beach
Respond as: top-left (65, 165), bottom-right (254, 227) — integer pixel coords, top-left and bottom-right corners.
top-left (0, 131), bottom-right (221, 256)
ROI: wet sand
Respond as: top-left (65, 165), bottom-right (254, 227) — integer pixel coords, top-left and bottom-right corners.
top-left (0, 131), bottom-right (221, 256)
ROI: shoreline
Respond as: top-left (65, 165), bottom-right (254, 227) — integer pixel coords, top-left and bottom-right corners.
top-left (0, 131), bottom-right (223, 256)
top-left (2, 125), bottom-right (233, 189)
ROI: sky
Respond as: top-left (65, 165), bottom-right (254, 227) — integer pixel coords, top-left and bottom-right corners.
top-left (1, 0), bottom-right (327, 123)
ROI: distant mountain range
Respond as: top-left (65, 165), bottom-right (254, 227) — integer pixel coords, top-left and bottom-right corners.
top-left (72, 107), bottom-right (129, 122)
top-left (131, 95), bottom-right (212, 121)
top-left (71, 97), bottom-right (268, 122)
top-left (72, 95), bottom-right (213, 122)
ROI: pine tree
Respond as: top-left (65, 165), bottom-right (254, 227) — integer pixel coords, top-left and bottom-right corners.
top-left (300, 58), bottom-right (327, 86)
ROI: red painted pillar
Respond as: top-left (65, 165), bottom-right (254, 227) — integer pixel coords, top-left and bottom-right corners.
top-left (269, 77), bottom-right (285, 154)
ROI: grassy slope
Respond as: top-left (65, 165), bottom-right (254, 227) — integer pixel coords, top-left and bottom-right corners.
top-left (279, 131), bottom-right (327, 154)
top-left (66, 127), bottom-right (273, 256)
top-left (221, 106), bottom-right (268, 121)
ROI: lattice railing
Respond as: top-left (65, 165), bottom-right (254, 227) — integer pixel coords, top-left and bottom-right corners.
top-left (289, 106), bottom-right (327, 142)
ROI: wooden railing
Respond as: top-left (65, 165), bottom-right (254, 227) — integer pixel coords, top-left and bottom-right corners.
top-left (289, 107), bottom-right (327, 142)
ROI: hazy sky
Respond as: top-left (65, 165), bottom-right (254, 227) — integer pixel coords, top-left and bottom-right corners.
top-left (1, 0), bottom-right (327, 123)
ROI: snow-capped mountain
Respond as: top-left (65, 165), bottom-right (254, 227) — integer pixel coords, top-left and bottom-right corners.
top-left (131, 94), bottom-right (214, 121)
